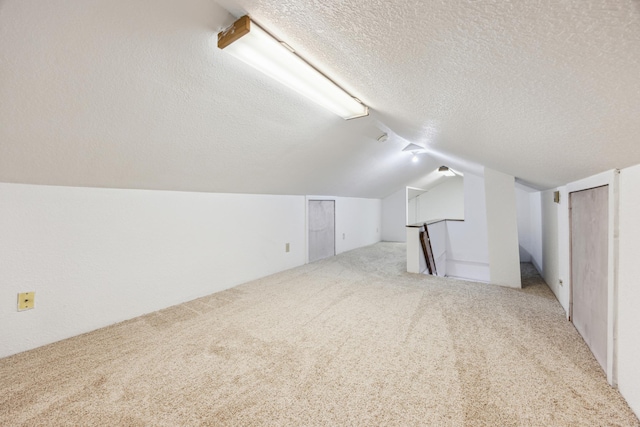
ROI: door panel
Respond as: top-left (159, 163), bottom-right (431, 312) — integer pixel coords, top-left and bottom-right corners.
top-left (309, 200), bottom-right (335, 263)
top-left (570, 185), bottom-right (608, 372)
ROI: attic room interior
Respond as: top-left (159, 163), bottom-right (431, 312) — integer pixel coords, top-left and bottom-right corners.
top-left (1, 0), bottom-right (640, 425)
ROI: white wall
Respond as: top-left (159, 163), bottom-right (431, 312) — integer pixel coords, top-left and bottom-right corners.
top-left (515, 186), bottom-right (532, 262)
top-left (407, 197), bottom-right (417, 225)
top-left (541, 186), bottom-right (570, 312)
top-left (428, 221), bottom-right (447, 276)
top-left (529, 191), bottom-right (543, 273)
top-left (541, 189), bottom-right (561, 303)
top-left (616, 163), bottom-right (640, 418)
top-left (0, 183), bottom-right (381, 358)
top-left (446, 172), bottom-right (490, 281)
top-left (406, 226), bottom-right (427, 274)
top-left (514, 185), bottom-right (543, 272)
top-left (381, 188), bottom-right (407, 242)
top-left (557, 185), bottom-right (570, 311)
top-left (414, 176), bottom-right (464, 222)
top-left (484, 168), bottom-right (522, 288)
top-left (0, 184), bottom-right (305, 358)
top-left (515, 187), bottom-right (542, 273)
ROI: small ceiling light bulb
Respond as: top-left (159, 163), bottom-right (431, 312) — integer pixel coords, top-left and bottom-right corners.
top-left (412, 154), bottom-right (419, 163)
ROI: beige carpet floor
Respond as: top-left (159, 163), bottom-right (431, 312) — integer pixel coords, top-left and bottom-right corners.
top-left (1, 242), bottom-right (638, 426)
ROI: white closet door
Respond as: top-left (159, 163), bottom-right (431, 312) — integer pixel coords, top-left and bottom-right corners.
top-left (570, 185), bottom-right (608, 372)
top-left (308, 200), bottom-right (335, 263)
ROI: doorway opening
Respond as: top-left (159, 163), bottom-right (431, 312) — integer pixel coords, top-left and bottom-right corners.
top-left (308, 200), bottom-right (335, 263)
top-left (569, 185), bottom-right (609, 373)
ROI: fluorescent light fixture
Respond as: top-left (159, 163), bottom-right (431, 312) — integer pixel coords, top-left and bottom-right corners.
top-left (218, 16), bottom-right (368, 120)
top-left (438, 166), bottom-right (456, 176)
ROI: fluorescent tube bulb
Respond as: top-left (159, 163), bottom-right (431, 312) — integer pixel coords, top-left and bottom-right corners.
top-left (219, 16), bottom-right (368, 120)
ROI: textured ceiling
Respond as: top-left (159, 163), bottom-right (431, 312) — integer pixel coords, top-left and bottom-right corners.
top-left (1, 0), bottom-right (639, 198)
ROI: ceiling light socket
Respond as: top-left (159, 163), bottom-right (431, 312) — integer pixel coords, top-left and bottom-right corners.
top-left (377, 133), bottom-right (388, 143)
top-left (438, 166), bottom-right (455, 176)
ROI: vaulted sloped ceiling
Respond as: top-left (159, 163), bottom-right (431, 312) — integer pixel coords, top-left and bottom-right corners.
top-left (1, 0), bottom-right (639, 198)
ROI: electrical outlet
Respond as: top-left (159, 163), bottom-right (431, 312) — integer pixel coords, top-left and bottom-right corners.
top-left (18, 292), bottom-right (35, 311)
top-left (285, 243), bottom-right (290, 253)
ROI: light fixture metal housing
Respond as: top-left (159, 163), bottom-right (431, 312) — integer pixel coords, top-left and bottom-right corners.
top-left (438, 166), bottom-right (456, 177)
top-left (402, 143), bottom-right (424, 152)
top-left (218, 16), bottom-right (369, 120)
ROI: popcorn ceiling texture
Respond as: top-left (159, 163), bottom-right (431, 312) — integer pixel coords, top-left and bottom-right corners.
top-left (227, 0), bottom-right (640, 188)
top-left (1, 0), bottom-right (639, 197)
top-left (0, 244), bottom-right (637, 425)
